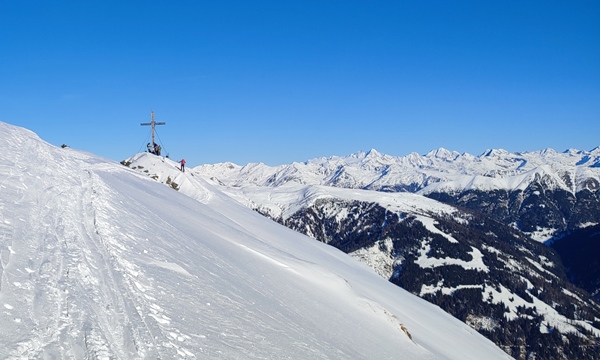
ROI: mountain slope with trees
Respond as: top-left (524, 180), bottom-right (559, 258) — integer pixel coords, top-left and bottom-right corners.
top-left (191, 148), bottom-right (600, 359)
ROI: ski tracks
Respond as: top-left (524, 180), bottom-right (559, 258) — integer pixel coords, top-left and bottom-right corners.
top-left (3, 159), bottom-right (118, 358)
top-left (0, 126), bottom-right (194, 359)
top-left (0, 144), bottom-right (185, 358)
top-left (82, 169), bottom-right (197, 358)
top-left (0, 155), bottom-right (26, 295)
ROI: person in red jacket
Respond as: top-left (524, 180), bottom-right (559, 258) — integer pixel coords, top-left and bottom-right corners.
top-left (179, 159), bottom-right (186, 172)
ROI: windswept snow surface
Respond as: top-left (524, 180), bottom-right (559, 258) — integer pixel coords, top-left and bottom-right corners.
top-left (0, 122), bottom-right (511, 359)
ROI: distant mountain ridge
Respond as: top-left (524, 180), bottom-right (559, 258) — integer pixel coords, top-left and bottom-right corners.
top-left (189, 146), bottom-right (600, 359)
top-left (198, 147), bottom-right (600, 193)
top-left (196, 147), bottom-right (600, 241)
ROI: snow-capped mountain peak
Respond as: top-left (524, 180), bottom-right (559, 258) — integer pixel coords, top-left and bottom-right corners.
top-left (364, 148), bottom-right (381, 158)
top-left (425, 147), bottom-right (460, 161)
top-left (481, 148), bottom-right (510, 157)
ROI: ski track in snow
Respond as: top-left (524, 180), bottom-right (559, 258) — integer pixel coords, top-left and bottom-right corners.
top-left (0, 138), bottom-right (193, 358)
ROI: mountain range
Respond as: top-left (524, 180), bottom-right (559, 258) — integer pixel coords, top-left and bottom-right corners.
top-left (195, 147), bottom-right (600, 242)
top-left (0, 121), bottom-right (514, 359)
top-left (3, 118), bottom-right (598, 359)
top-left (187, 146), bottom-right (600, 359)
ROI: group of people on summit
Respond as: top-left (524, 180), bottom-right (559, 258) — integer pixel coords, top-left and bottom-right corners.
top-left (147, 142), bottom-right (162, 156)
top-left (147, 142), bottom-right (185, 172)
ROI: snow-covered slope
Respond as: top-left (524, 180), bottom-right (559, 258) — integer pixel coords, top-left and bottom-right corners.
top-left (188, 148), bottom-right (600, 359)
top-left (0, 121), bottom-right (512, 359)
top-left (187, 164), bottom-right (600, 336)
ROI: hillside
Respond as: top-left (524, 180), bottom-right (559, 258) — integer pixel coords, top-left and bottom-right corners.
top-left (189, 149), bottom-right (600, 359)
top-left (0, 120), bottom-right (512, 359)
top-left (550, 224), bottom-right (600, 301)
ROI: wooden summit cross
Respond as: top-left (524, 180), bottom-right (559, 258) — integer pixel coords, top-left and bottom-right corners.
top-left (140, 111), bottom-right (166, 148)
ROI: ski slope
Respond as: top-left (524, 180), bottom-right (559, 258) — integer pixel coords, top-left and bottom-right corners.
top-left (0, 121), bottom-right (511, 359)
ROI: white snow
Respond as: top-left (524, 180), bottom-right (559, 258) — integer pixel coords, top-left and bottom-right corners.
top-left (206, 181), bottom-right (459, 223)
top-left (350, 237), bottom-right (395, 279)
top-left (529, 226), bottom-right (557, 243)
top-left (0, 121), bottom-right (512, 359)
top-left (562, 288), bottom-right (584, 303)
top-left (420, 284), bottom-right (483, 297)
top-left (483, 284), bottom-right (600, 337)
top-left (415, 244), bottom-right (489, 273)
top-left (416, 216), bottom-right (459, 243)
top-left (525, 257), bottom-right (558, 279)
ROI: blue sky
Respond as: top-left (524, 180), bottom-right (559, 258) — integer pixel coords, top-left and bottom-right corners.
top-left (1, 1), bottom-right (599, 166)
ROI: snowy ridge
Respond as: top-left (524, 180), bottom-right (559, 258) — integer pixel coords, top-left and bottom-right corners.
top-left (422, 165), bottom-right (568, 194)
top-left (0, 121), bottom-right (512, 359)
top-left (207, 183), bottom-right (460, 221)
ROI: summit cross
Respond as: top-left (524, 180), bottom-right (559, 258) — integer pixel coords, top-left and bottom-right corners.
top-left (140, 111), bottom-right (166, 148)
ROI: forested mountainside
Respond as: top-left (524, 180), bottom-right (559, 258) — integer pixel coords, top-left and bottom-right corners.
top-left (550, 224), bottom-right (600, 302)
top-left (267, 196), bottom-right (600, 360)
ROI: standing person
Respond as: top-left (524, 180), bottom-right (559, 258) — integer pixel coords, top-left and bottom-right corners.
top-left (147, 143), bottom-right (152, 153)
top-left (180, 159), bottom-right (186, 172)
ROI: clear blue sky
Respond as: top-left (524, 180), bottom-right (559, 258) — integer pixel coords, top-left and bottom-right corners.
top-left (1, 1), bottom-right (599, 166)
